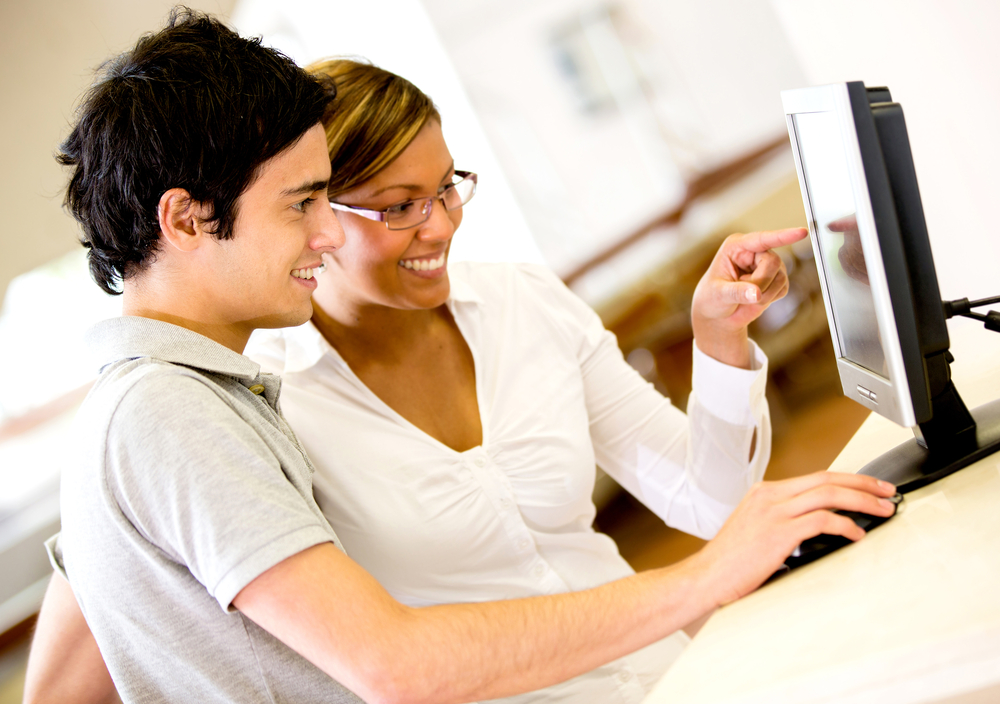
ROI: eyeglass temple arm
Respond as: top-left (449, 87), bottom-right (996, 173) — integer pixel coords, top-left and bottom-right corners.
top-left (328, 200), bottom-right (387, 223)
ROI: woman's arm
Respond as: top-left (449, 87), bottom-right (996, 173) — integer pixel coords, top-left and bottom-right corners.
top-left (582, 327), bottom-right (768, 538)
top-left (578, 229), bottom-right (807, 537)
top-left (23, 571), bottom-right (120, 704)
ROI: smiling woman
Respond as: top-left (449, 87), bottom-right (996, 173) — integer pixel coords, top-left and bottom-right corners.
top-left (239, 57), bottom-right (795, 704)
top-left (317, 120), bottom-right (464, 315)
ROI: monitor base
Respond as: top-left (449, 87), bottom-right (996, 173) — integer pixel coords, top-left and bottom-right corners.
top-left (856, 398), bottom-right (1000, 493)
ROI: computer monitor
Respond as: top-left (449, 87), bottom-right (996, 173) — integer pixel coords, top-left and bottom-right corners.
top-left (782, 81), bottom-right (1000, 492)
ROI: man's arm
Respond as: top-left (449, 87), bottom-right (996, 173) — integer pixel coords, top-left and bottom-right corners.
top-left (23, 572), bottom-right (119, 704)
top-left (234, 471), bottom-right (896, 704)
top-left (25, 471), bottom-right (896, 704)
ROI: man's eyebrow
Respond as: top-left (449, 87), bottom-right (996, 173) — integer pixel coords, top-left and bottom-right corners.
top-left (366, 162), bottom-right (455, 198)
top-left (281, 179), bottom-right (330, 198)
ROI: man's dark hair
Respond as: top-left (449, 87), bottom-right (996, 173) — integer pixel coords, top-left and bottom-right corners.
top-left (58, 7), bottom-right (334, 294)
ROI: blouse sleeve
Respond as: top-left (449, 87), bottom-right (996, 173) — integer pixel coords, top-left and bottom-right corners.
top-left (518, 263), bottom-right (770, 540)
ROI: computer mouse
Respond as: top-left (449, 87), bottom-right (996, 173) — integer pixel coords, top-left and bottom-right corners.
top-left (778, 492), bottom-right (903, 573)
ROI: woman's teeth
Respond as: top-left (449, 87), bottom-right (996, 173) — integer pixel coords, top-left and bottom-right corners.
top-left (400, 254), bottom-right (446, 271)
top-left (292, 263), bottom-right (326, 279)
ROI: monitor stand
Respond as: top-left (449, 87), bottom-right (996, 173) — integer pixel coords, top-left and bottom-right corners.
top-left (856, 380), bottom-right (1000, 493)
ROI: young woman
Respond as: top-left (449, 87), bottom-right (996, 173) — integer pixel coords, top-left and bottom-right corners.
top-left (245, 58), bottom-right (796, 703)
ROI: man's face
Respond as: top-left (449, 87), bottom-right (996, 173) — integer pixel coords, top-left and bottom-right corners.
top-left (200, 124), bottom-right (344, 340)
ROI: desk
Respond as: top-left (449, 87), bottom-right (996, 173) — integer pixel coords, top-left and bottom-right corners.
top-left (645, 321), bottom-right (1000, 704)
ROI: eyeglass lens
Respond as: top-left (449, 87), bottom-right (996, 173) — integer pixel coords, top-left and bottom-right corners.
top-left (385, 173), bottom-right (477, 230)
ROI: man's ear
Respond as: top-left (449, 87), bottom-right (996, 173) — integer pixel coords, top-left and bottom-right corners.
top-left (157, 188), bottom-right (215, 252)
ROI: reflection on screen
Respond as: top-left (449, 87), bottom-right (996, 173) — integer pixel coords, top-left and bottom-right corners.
top-left (792, 111), bottom-right (888, 377)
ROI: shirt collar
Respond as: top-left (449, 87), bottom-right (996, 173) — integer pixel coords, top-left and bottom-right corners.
top-left (86, 316), bottom-right (262, 382)
top-left (446, 269), bottom-right (484, 307)
top-left (255, 320), bottom-right (332, 375)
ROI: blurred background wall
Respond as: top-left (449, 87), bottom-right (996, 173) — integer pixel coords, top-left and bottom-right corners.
top-left (1, 1), bottom-right (999, 698)
top-left (5, 1), bottom-right (998, 310)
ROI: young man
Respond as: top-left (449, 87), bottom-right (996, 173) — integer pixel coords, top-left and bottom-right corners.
top-left (24, 9), bottom-right (898, 704)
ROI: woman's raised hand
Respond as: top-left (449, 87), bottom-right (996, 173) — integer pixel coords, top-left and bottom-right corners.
top-left (690, 227), bottom-right (808, 368)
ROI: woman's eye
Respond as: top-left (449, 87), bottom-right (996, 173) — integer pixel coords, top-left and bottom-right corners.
top-left (386, 200), bottom-right (416, 216)
top-left (292, 197), bottom-right (316, 213)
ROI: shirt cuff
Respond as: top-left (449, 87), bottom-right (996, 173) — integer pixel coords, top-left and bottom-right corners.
top-left (45, 533), bottom-right (67, 579)
top-left (691, 339), bottom-right (768, 427)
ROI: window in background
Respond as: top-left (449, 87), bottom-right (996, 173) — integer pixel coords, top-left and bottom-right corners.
top-left (0, 249), bottom-right (120, 426)
top-left (421, 0), bottom-right (806, 304)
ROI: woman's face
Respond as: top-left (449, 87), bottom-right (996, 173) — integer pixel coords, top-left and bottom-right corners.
top-left (315, 119), bottom-right (462, 316)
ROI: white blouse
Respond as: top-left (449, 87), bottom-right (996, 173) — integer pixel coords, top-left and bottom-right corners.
top-left (247, 261), bottom-right (770, 704)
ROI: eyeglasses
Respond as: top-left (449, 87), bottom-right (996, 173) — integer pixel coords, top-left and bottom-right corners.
top-left (329, 170), bottom-right (477, 230)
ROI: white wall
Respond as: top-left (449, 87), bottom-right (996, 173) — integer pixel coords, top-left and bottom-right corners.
top-left (771, 0), bottom-right (1000, 301)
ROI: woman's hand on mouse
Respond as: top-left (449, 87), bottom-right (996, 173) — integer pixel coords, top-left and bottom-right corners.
top-left (688, 471), bottom-right (897, 607)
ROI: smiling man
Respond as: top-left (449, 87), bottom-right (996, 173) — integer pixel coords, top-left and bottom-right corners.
top-left (25, 9), bottom-right (900, 704)
top-left (30, 9), bottom-right (353, 702)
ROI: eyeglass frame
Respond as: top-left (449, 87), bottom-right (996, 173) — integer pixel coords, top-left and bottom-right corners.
top-left (328, 170), bottom-right (477, 230)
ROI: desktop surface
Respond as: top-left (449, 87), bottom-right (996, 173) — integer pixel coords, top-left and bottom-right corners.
top-left (644, 322), bottom-right (1000, 704)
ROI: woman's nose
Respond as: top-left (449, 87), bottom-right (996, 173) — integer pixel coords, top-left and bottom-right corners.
top-left (417, 197), bottom-right (456, 241)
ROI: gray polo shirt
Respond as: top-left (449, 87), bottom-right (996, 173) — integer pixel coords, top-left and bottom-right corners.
top-left (50, 316), bottom-right (362, 703)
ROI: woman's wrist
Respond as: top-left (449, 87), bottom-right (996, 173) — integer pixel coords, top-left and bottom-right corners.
top-left (692, 315), bottom-right (751, 370)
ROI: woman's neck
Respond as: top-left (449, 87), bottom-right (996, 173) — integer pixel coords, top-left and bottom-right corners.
top-left (311, 299), bottom-right (449, 363)
top-left (310, 294), bottom-right (482, 453)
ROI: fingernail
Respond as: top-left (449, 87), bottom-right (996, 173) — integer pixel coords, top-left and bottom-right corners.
top-left (877, 480), bottom-right (895, 492)
top-left (878, 498), bottom-right (895, 510)
top-left (745, 288), bottom-right (758, 303)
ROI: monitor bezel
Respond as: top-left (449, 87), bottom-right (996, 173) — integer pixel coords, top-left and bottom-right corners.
top-left (782, 83), bottom-right (917, 428)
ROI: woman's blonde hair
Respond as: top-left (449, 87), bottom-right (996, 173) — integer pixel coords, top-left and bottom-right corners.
top-left (307, 58), bottom-right (441, 197)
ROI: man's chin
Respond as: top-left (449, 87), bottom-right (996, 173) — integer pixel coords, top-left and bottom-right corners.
top-left (251, 306), bottom-right (315, 332)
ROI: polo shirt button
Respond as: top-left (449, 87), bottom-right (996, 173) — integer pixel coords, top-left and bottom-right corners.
top-left (616, 670), bottom-right (632, 684)
top-left (248, 384), bottom-right (265, 395)
top-left (499, 498), bottom-right (512, 509)
top-left (518, 538), bottom-right (530, 550)
top-left (474, 456), bottom-right (486, 467)
top-left (533, 564), bottom-right (545, 577)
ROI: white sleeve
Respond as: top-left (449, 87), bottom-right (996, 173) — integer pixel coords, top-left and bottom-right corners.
top-left (520, 265), bottom-right (770, 540)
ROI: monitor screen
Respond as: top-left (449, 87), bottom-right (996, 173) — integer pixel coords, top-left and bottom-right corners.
top-left (782, 82), bottom-right (921, 428)
top-left (790, 111), bottom-right (888, 378)
top-left (783, 81), bottom-right (1000, 492)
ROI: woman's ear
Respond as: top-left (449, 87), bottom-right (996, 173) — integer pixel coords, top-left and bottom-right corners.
top-left (157, 188), bottom-right (214, 252)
